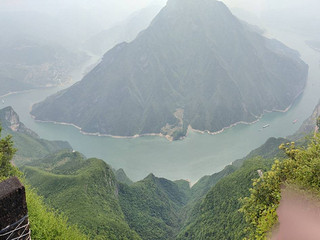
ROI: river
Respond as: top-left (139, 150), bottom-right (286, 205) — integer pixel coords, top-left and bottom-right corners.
top-left (1, 29), bottom-right (319, 183)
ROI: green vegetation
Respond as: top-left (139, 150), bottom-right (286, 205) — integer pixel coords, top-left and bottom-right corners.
top-left (118, 174), bottom-right (190, 240)
top-left (233, 137), bottom-right (288, 168)
top-left (0, 126), bottom-right (18, 179)
top-left (22, 135), bottom-right (293, 240)
top-left (189, 165), bottom-right (237, 201)
top-left (0, 127), bottom-right (87, 239)
top-left (7, 100), bottom-right (320, 240)
top-left (23, 151), bottom-right (140, 240)
top-left (31, 0), bottom-right (307, 139)
top-left (0, 106), bottom-right (71, 166)
top-left (175, 136), bottom-right (292, 239)
top-left (241, 135), bottom-right (320, 239)
top-left (26, 187), bottom-right (88, 240)
top-left (114, 168), bottom-right (134, 185)
top-left (177, 157), bottom-right (274, 240)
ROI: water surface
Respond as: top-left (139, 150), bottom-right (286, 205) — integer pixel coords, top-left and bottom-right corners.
top-left (2, 30), bottom-right (320, 183)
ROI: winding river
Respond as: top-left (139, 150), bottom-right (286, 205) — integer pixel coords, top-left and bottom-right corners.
top-left (1, 29), bottom-right (320, 183)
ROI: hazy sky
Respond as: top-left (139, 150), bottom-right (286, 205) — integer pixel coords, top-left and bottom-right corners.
top-left (0, 0), bottom-right (167, 28)
top-left (1, 0), bottom-right (318, 41)
top-left (221, 0), bottom-right (265, 15)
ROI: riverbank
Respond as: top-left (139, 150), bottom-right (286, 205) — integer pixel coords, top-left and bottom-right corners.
top-left (30, 88), bottom-right (304, 142)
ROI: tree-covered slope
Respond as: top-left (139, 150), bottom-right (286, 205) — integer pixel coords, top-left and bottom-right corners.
top-left (118, 174), bottom-right (190, 240)
top-left (176, 134), bottom-right (294, 240)
top-left (114, 168), bottom-right (134, 185)
top-left (241, 134), bottom-right (320, 239)
top-left (0, 106), bottom-right (71, 165)
top-left (31, 0), bottom-right (308, 139)
top-left (0, 127), bottom-right (87, 240)
top-left (22, 151), bottom-right (140, 240)
top-left (177, 157), bottom-right (275, 240)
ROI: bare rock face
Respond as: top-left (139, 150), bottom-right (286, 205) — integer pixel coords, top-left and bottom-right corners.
top-left (0, 106), bottom-right (38, 137)
top-left (291, 101), bottom-right (320, 140)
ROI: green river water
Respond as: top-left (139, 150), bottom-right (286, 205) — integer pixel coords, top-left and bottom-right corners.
top-left (1, 29), bottom-right (320, 183)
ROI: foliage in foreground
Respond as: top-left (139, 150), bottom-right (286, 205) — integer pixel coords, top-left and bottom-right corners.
top-left (177, 157), bottom-right (274, 240)
top-left (23, 150), bottom-right (141, 240)
top-left (241, 134), bottom-right (320, 239)
top-left (0, 126), bottom-right (87, 239)
top-left (26, 187), bottom-right (88, 240)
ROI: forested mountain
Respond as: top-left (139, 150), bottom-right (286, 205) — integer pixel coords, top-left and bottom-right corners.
top-left (0, 131), bottom-right (88, 240)
top-left (21, 132), bottom-right (293, 240)
top-left (22, 151), bottom-right (140, 239)
top-left (3, 102), bottom-right (319, 239)
top-left (0, 106), bottom-right (71, 165)
top-left (31, 0), bottom-right (308, 140)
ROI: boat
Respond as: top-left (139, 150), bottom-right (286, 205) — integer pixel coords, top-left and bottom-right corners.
top-left (262, 124), bottom-right (270, 129)
top-left (2, 99), bottom-right (4, 104)
top-left (293, 119), bottom-right (298, 124)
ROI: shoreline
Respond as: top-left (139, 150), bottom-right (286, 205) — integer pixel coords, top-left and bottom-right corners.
top-left (30, 114), bottom-right (174, 141)
top-left (0, 84), bottom-right (69, 99)
top-left (30, 88), bottom-right (304, 141)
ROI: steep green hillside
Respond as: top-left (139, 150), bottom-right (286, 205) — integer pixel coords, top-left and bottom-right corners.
top-left (0, 106), bottom-right (71, 165)
top-left (241, 134), bottom-right (320, 239)
top-left (0, 127), bottom-right (87, 240)
top-left (23, 151), bottom-right (140, 240)
top-left (178, 157), bottom-right (275, 239)
top-left (31, 0), bottom-right (308, 139)
top-left (119, 174), bottom-right (190, 240)
top-left (190, 165), bottom-right (237, 202)
top-left (177, 135), bottom-right (293, 240)
top-left (114, 168), bottom-right (134, 185)
top-left (233, 137), bottom-right (288, 168)
top-left (21, 134), bottom-right (293, 240)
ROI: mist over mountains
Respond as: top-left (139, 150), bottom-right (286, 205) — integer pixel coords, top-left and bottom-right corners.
top-left (32, 0), bottom-right (308, 140)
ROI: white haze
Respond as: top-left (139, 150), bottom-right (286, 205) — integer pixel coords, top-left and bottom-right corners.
top-left (0, 0), bottom-right (167, 49)
top-left (222, 0), bottom-right (320, 38)
top-left (1, 0), bottom-right (319, 50)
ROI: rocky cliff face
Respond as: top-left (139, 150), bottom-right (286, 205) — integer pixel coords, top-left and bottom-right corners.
top-left (291, 101), bottom-right (320, 140)
top-left (0, 106), bottom-right (37, 137)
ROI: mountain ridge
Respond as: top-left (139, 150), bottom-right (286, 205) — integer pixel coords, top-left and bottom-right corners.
top-left (31, 0), bottom-right (308, 140)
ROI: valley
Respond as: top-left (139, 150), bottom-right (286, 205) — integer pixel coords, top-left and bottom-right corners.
top-left (1, 29), bottom-right (319, 183)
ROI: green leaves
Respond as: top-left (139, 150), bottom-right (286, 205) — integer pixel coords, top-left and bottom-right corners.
top-left (0, 126), bottom-right (18, 178)
top-left (241, 134), bottom-right (320, 239)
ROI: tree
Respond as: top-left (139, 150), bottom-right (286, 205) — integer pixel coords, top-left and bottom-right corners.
top-left (0, 126), bottom-right (18, 179)
top-left (240, 134), bottom-right (320, 239)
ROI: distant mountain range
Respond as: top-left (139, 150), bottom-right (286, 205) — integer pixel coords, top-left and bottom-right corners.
top-left (0, 10), bottom-right (89, 97)
top-left (31, 0), bottom-right (308, 140)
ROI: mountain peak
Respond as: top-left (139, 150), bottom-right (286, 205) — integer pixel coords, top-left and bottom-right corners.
top-left (31, 0), bottom-right (308, 139)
